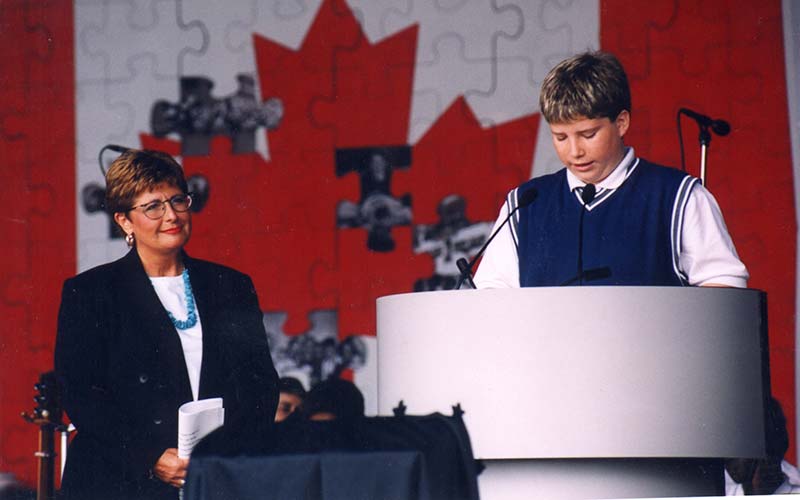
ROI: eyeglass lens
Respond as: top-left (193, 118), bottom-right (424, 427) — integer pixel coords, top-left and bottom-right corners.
top-left (143, 195), bottom-right (192, 219)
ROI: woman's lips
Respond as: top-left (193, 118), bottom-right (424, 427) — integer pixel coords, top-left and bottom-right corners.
top-left (162, 227), bottom-right (182, 234)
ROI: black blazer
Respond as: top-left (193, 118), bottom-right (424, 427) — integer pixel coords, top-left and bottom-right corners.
top-left (54, 249), bottom-right (279, 500)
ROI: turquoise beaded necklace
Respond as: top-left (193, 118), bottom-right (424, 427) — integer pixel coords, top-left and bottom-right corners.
top-left (166, 268), bottom-right (198, 330)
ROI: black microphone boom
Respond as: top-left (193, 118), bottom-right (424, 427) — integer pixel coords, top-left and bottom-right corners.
top-left (679, 108), bottom-right (731, 136)
top-left (97, 144), bottom-right (132, 176)
top-left (455, 187), bottom-right (538, 289)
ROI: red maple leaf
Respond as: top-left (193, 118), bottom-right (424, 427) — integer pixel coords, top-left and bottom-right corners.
top-left (144, 0), bottom-right (538, 339)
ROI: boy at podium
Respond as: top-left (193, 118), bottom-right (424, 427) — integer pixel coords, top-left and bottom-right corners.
top-left (474, 51), bottom-right (748, 289)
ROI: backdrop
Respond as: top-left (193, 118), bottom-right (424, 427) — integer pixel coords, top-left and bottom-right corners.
top-left (1, 0), bottom-right (796, 487)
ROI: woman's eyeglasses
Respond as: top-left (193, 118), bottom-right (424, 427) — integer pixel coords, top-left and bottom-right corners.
top-left (128, 194), bottom-right (193, 220)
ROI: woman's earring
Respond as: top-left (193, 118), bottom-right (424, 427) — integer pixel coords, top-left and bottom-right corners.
top-left (125, 233), bottom-right (135, 247)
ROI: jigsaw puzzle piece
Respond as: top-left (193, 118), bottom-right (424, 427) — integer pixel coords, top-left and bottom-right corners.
top-left (78, 57), bottom-right (178, 166)
top-left (223, 0), bottom-right (322, 57)
top-left (81, 0), bottom-right (206, 81)
top-left (0, 0), bottom-right (54, 138)
top-left (465, 57), bottom-right (538, 128)
top-left (344, 0), bottom-right (411, 41)
top-left (382, 0), bottom-right (521, 62)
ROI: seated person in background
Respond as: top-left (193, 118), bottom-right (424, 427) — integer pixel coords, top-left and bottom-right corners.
top-left (275, 377), bottom-right (306, 422)
top-left (300, 378), bottom-right (365, 421)
top-left (474, 51), bottom-right (748, 288)
top-left (725, 397), bottom-right (800, 495)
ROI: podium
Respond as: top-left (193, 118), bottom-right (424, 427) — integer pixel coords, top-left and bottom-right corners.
top-left (376, 287), bottom-right (769, 499)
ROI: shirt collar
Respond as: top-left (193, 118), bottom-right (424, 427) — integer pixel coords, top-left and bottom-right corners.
top-left (566, 147), bottom-right (637, 191)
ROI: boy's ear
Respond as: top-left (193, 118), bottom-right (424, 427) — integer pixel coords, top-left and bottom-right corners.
top-left (615, 110), bottom-right (631, 137)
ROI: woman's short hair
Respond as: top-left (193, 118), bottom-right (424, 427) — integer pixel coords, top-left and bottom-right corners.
top-left (105, 149), bottom-right (188, 214)
top-left (539, 51), bottom-right (631, 124)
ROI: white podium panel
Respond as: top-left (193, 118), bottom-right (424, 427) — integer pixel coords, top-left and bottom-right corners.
top-left (377, 287), bottom-right (767, 461)
top-left (477, 458), bottom-right (724, 500)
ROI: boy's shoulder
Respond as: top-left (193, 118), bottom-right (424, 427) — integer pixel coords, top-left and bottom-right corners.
top-left (517, 168), bottom-right (566, 193)
top-left (634, 158), bottom-right (696, 186)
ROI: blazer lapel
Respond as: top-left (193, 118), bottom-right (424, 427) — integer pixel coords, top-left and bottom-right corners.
top-left (115, 249), bottom-right (194, 402)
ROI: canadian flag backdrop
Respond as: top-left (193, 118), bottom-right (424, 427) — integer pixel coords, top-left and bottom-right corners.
top-left (1, 0), bottom-right (796, 487)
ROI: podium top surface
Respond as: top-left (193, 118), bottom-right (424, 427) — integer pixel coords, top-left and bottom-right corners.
top-left (376, 287), bottom-right (767, 459)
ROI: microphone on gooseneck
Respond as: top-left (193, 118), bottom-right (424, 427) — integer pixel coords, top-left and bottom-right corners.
top-left (97, 144), bottom-right (132, 176)
top-left (678, 108), bottom-right (731, 137)
top-left (455, 187), bottom-right (538, 290)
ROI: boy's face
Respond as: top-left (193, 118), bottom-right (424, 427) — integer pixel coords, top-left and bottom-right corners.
top-left (549, 111), bottom-right (630, 185)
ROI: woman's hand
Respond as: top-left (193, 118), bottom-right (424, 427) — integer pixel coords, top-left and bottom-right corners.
top-left (153, 448), bottom-right (189, 488)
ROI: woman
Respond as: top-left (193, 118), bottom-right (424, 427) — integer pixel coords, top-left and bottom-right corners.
top-left (54, 149), bottom-right (279, 499)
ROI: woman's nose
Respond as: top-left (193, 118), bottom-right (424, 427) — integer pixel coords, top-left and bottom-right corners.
top-left (163, 200), bottom-right (178, 220)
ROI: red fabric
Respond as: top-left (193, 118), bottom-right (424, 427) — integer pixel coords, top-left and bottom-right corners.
top-left (0, 0), bottom-right (75, 486)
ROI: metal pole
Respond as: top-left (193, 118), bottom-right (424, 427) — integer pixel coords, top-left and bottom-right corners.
top-left (700, 143), bottom-right (708, 186)
top-left (698, 127), bottom-right (712, 187)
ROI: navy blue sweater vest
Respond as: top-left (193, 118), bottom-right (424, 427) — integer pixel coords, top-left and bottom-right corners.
top-left (515, 159), bottom-right (698, 287)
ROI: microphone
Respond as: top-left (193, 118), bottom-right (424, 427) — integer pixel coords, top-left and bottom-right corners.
top-left (679, 108), bottom-right (731, 136)
top-left (455, 187), bottom-right (538, 289)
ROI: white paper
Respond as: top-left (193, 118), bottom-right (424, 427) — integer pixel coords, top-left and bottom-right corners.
top-left (177, 397), bottom-right (224, 458)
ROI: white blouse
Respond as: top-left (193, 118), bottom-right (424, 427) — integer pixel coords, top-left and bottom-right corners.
top-left (149, 275), bottom-right (203, 401)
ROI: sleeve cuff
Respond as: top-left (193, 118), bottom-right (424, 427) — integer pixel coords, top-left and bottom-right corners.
top-left (696, 276), bottom-right (748, 288)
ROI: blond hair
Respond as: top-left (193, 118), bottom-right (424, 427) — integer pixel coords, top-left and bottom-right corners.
top-left (539, 51), bottom-right (631, 123)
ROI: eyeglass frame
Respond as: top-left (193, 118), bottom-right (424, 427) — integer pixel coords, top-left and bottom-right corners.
top-left (124, 193), bottom-right (194, 220)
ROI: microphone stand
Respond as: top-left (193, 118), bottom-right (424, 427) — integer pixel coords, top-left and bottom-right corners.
top-left (678, 108), bottom-right (730, 188)
top-left (698, 125), bottom-right (711, 186)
